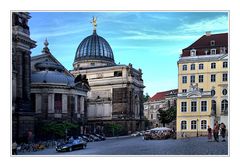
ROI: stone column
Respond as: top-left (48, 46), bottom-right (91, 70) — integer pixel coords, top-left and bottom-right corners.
top-left (48, 94), bottom-right (54, 113)
top-left (35, 94), bottom-right (42, 113)
top-left (62, 94), bottom-right (68, 113)
top-left (16, 50), bottom-right (23, 99)
top-left (23, 51), bottom-right (31, 101)
top-left (74, 95), bottom-right (78, 113)
top-left (80, 96), bottom-right (85, 114)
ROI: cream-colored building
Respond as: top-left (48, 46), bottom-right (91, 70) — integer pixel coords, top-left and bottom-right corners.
top-left (144, 89), bottom-right (177, 128)
top-left (176, 32), bottom-right (228, 139)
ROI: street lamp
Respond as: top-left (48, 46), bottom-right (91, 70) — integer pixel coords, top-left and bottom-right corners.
top-left (196, 118), bottom-right (199, 137)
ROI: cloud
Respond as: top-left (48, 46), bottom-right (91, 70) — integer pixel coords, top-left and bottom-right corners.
top-left (178, 15), bottom-right (228, 33)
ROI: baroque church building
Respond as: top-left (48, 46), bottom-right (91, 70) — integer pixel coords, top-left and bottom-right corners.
top-left (70, 18), bottom-right (145, 135)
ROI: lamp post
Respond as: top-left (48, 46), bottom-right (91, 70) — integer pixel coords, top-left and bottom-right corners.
top-left (196, 118), bottom-right (199, 137)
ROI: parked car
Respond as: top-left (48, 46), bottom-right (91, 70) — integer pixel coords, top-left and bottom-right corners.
top-left (94, 134), bottom-right (106, 141)
top-left (56, 139), bottom-right (87, 152)
top-left (143, 127), bottom-right (173, 140)
top-left (79, 135), bottom-right (92, 142)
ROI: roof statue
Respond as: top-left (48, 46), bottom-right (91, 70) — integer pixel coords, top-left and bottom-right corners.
top-left (91, 16), bottom-right (97, 31)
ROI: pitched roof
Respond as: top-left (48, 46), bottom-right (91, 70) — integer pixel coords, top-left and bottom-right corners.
top-left (184, 33), bottom-right (228, 50)
top-left (149, 89), bottom-right (178, 102)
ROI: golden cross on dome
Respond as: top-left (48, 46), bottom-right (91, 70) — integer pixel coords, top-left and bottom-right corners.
top-left (91, 16), bottom-right (97, 31)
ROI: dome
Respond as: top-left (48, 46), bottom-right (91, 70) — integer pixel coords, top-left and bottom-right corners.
top-left (74, 30), bottom-right (115, 65)
top-left (32, 59), bottom-right (75, 87)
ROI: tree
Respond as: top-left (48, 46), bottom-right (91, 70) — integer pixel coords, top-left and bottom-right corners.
top-left (143, 93), bottom-right (150, 102)
top-left (157, 106), bottom-right (176, 127)
top-left (41, 121), bottom-right (79, 139)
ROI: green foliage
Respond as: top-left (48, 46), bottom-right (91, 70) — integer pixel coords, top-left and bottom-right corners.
top-left (158, 106), bottom-right (176, 127)
top-left (143, 93), bottom-right (150, 102)
top-left (103, 123), bottom-right (125, 137)
top-left (41, 121), bottom-right (79, 138)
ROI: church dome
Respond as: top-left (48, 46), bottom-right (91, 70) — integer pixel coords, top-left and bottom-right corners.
top-left (74, 30), bottom-right (115, 64)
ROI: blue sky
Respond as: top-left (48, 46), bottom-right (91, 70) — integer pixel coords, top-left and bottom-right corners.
top-left (29, 12), bottom-right (228, 96)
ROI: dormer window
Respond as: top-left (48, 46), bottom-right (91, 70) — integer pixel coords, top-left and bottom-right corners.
top-left (211, 49), bottom-right (216, 55)
top-left (210, 40), bottom-right (215, 46)
top-left (220, 47), bottom-right (226, 54)
top-left (190, 49), bottom-right (196, 56)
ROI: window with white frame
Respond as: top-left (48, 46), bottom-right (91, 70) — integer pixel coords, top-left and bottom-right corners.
top-left (211, 49), bottom-right (216, 55)
top-left (190, 75), bottom-right (195, 83)
top-left (199, 63), bottom-right (204, 70)
top-left (190, 49), bottom-right (196, 56)
top-left (181, 120), bottom-right (187, 130)
top-left (221, 100), bottom-right (228, 113)
top-left (201, 120), bottom-right (207, 129)
top-left (211, 62), bottom-right (216, 69)
top-left (182, 65), bottom-right (187, 71)
top-left (182, 76), bottom-right (187, 84)
top-left (191, 120), bottom-right (197, 130)
top-left (201, 101), bottom-right (207, 112)
top-left (190, 64), bottom-right (195, 70)
top-left (181, 102), bottom-right (187, 112)
top-left (223, 73), bottom-right (228, 82)
top-left (223, 62), bottom-right (228, 68)
top-left (191, 101), bottom-right (197, 112)
top-left (199, 75), bottom-right (204, 83)
top-left (211, 74), bottom-right (216, 82)
top-left (210, 40), bottom-right (215, 46)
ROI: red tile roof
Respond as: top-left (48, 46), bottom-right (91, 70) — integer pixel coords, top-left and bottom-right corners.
top-left (149, 89), bottom-right (178, 102)
top-left (182, 33), bottom-right (228, 57)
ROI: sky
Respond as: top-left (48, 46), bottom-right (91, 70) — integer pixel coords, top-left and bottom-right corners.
top-left (29, 12), bottom-right (228, 97)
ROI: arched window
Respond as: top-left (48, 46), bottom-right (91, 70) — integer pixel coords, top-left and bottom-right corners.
top-left (211, 90), bottom-right (216, 96)
top-left (221, 100), bottom-right (228, 114)
top-left (181, 120), bottom-right (187, 130)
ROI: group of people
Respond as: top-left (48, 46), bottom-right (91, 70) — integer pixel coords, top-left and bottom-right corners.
top-left (207, 121), bottom-right (227, 142)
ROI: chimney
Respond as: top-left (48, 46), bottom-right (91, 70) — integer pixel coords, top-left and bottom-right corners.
top-left (206, 31), bottom-right (211, 36)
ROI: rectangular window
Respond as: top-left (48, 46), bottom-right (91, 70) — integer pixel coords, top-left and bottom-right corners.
top-left (223, 73), bottom-right (228, 81)
top-left (199, 88), bottom-right (203, 92)
top-left (201, 101), bottom-right (207, 112)
top-left (181, 121), bottom-right (187, 130)
top-left (181, 102), bottom-right (187, 112)
top-left (182, 76), bottom-right (187, 84)
top-left (190, 64), bottom-right (195, 70)
top-left (211, 74), bottom-right (216, 82)
top-left (199, 64), bottom-right (204, 70)
top-left (191, 101), bottom-right (197, 112)
top-left (223, 62), bottom-right (228, 68)
top-left (201, 120), bottom-right (207, 129)
top-left (211, 49), bottom-right (216, 55)
top-left (54, 93), bottom-right (62, 113)
top-left (182, 89), bottom-right (187, 93)
top-left (191, 120), bottom-right (197, 130)
top-left (182, 65), bottom-right (187, 71)
top-left (190, 75), bottom-right (195, 83)
top-left (198, 75), bottom-right (204, 83)
top-left (114, 71), bottom-right (122, 77)
top-left (211, 63), bottom-right (216, 69)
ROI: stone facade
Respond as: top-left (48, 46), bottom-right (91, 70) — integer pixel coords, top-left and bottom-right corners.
top-left (31, 42), bottom-right (89, 140)
top-left (12, 12), bottom-right (36, 142)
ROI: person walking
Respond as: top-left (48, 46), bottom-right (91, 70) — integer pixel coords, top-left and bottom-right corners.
top-left (220, 123), bottom-right (226, 142)
top-left (213, 121), bottom-right (219, 142)
top-left (207, 125), bottom-right (212, 142)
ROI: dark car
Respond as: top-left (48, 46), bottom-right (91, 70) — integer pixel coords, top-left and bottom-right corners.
top-left (56, 139), bottom-right (87, 152)
top-left (94, 134), bottom-right (106, 141)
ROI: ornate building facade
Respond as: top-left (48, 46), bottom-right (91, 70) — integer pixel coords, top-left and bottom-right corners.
top-left (70, 18), bottom-right (145, 135)
top-left (144, 89), bottom-right (177, 128)
top-left (31, 40), bottom-right (89, 139)
top-left (12, 12), bottom-right (36, 142)
top-left (176, 32), bottom-right (228, 139)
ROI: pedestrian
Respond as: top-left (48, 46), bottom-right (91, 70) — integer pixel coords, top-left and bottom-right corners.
top-left (213, 121), bottom-right (219, 142)
top-left (12, 141), bottom-right (18, 155)
top-left (220, 123), bottom-right (226, 142)
top-left (207, 125), bottom-right (212, 142)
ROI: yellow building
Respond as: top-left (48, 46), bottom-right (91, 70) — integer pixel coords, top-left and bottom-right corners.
top-left (176, 32), bottom-right (228, 139)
